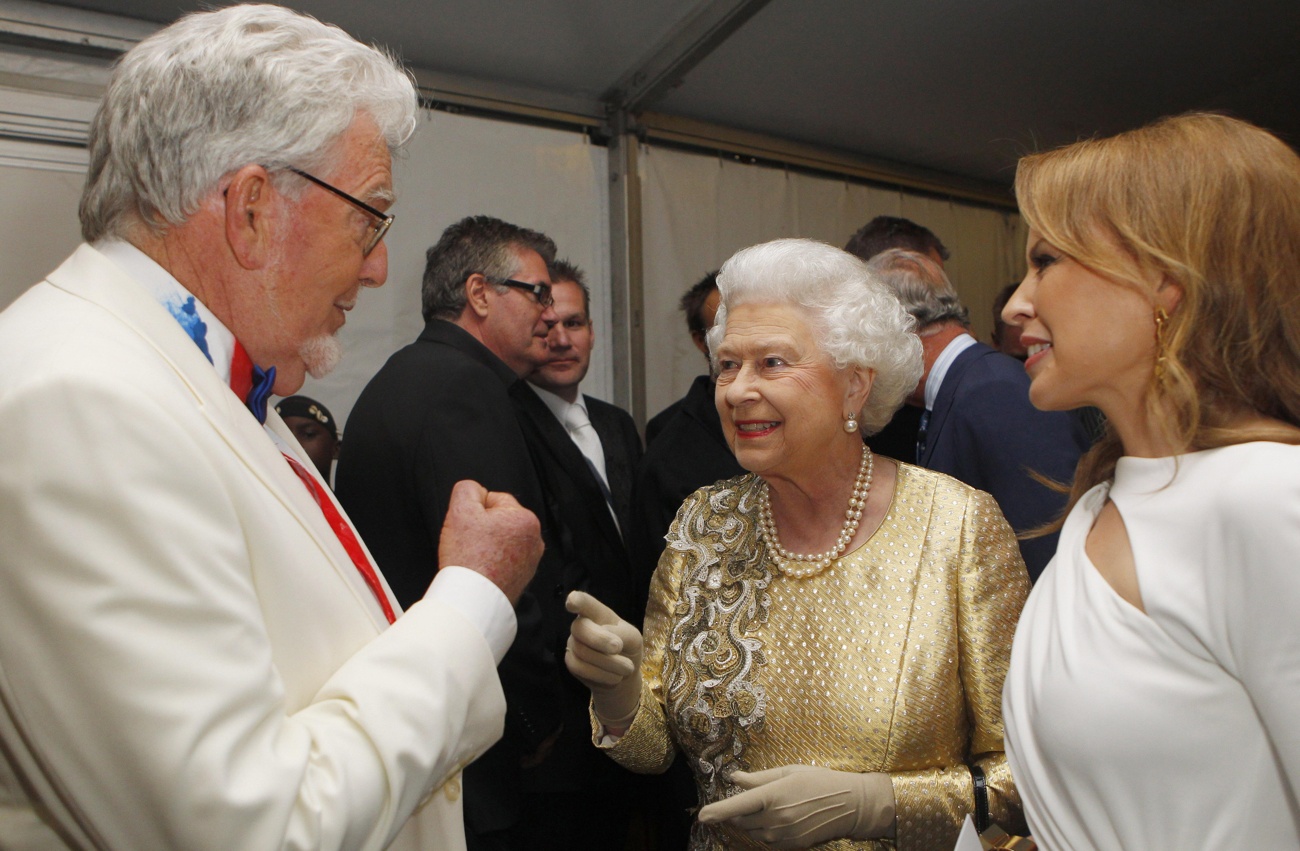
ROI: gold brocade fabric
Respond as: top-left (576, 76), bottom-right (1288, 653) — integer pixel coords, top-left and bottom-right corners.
top-left (603, 464), bottom-right (1029, 851)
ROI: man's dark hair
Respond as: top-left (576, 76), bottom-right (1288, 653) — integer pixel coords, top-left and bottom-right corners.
top-left (991, 282), bottom-right (1018, 340)
top-left (844, 216), bottom-right (949, 263)
top-left (421, 215), bottom-right (557, 321)
top-left (679, 271), bottom-right (720, 335)
top-left (548, 258), bottom-right (591, 318)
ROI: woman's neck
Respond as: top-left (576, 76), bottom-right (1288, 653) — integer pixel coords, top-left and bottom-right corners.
top-left (1103, 395), bottom-right (1300, 459)
top-left (763, 439), bottom-right (882, 556)
top-left (1099, 394), bottom-right (1182, 459)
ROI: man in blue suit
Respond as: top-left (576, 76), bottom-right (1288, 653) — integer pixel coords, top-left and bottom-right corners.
top-left (868, 249), bottom-right (1091, 581)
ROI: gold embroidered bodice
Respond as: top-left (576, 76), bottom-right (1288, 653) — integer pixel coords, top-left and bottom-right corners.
top-left (603, 464), bottom-right (1029, 851)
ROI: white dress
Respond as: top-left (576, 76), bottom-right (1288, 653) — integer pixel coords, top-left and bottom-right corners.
top-left (1003, 443), bottom-right (1300, 850)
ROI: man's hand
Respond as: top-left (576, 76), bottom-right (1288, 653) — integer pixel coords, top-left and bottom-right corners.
top-left (438, 480), bottom-right (542, 605)
top-left (696, 765), bottom-right (895, 849)
top-left (564, 591), bottom-right (643, 730)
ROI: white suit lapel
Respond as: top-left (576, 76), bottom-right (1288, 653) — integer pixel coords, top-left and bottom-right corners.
top-left (46, 244), bottom-right (399, 629)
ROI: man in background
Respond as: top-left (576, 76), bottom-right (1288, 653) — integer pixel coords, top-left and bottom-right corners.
top-left (844, 216), bottom-right (947, 462)
top-left (631, 272), bottom-right (742, 581)
top-left (0, 8), bottom-right (538, 850)
top-left (991, 282), bottom-right (1029, 360)
top-left (644, 271), bottom-right (721, 443)
top-left (845, 214), bottom-right (950, 269)
top-left (513, 259), bottom-right (642, 849)
top-left (338, 215), bottom-right (564, 850)
top-left (276, 394), bottom-right (341, 483)
top-left (867, 249), bottom-right (1089, 581)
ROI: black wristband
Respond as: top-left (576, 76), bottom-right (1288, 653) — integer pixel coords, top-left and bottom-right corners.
top-left (970, 765), bottom-right (990, 832)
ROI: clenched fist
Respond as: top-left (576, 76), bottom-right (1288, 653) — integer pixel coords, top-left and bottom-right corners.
top-left (438, 479), bottom-right (543, 605)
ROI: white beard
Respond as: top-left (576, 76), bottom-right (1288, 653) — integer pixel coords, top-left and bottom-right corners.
top-left (300, 334), bottom-right (343, 378)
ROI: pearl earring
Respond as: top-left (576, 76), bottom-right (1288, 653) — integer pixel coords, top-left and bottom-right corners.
top-left (844, 412), bottom-right (859, 433)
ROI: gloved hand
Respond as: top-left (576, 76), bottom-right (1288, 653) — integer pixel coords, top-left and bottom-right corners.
top-left (697, 765), bottom-right (895, 850)
top-left (564, 591), bottom-right (644, 730)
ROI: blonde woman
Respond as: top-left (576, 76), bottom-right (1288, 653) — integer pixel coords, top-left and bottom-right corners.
top-left (1001, 113), bottom-right (1300, 849)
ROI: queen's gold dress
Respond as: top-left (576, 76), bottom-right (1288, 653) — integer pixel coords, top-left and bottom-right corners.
top-left (602, 464), bottom-right (1029, 850)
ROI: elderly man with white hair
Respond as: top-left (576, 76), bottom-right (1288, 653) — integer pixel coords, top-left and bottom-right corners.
top-left (866, 248), bottom-right (1090, 582)
top-left (0, 5), bottom-right (540, 850)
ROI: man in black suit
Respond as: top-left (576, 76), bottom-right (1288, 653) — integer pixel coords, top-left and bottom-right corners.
top-left (867, 249), bottom-right (1090, 581)
top-left (644, 272), bottom-right (719, 443)
top-left (631, 272), bottom-right (744, 582)
top-left (336, 215), bottom-right (565, 851)
top-left (513, 260), bottom-right (642, 850)
top-left (844, 215), bottom-right (951, 464)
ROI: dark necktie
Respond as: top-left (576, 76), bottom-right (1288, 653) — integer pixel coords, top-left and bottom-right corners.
top-left (916, 409), bottom-right (932, 461)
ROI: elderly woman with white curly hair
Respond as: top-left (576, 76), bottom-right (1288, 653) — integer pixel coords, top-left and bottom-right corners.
top-left (566, 238), bottom-right (1029, 850)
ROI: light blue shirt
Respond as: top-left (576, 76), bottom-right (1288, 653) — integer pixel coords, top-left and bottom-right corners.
top-left (924, 332), bottom-right (978, 412)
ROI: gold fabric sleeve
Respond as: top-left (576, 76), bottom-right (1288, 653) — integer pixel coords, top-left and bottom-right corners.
top-left (890, 488), bottom-right (1029, 850)
top-left (593, 494), bottom-right (700, 775)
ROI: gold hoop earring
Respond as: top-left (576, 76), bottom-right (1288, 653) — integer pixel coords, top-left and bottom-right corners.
top-left (844, 412), bottom-right (859, 433)
top-left (1153, 305), bottom-right (1171, 384)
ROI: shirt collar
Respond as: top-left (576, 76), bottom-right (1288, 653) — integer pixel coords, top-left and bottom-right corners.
top-left (95, 238), bottom-right (237, 385)
top-left (924, 332), bottom-right (977, 410)
top-left (528, 382), bottom-right (586, 423)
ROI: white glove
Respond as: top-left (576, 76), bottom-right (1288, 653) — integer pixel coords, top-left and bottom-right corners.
top-left (697, 765), bottom-right (895, 850)
top-left (564, 591), bottom-right (643, 729)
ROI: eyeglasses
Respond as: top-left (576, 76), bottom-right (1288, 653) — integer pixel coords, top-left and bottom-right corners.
top-left (498, 278), bottom-right (554, 307)
top-left (286, 167), bottom-right (393, 257)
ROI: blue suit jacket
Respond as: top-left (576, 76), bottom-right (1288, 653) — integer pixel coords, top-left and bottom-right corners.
top-left (918, 341), bottom-right (1090, 581)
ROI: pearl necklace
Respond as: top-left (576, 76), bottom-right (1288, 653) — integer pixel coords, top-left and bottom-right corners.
top-left (758, 444), bottom-right (874, 579)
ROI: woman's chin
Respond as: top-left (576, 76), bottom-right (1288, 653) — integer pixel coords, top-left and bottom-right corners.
top-left (732, 444), bottom-right (781, 477)
top-left (1027, 381), bottom-right (1081, 413)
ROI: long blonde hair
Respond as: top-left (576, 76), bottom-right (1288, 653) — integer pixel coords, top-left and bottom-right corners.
top-left (1016, 113), bottom-right (1300, 515)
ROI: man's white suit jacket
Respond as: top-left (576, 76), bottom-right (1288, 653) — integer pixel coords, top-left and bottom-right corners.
top-left (0, 244), bottom-right (506, 850)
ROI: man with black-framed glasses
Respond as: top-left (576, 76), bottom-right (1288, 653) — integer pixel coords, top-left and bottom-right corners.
top-left (0, 8), bottom-right (541, 851)
top-left (339, 214), bottom-right (570, 851)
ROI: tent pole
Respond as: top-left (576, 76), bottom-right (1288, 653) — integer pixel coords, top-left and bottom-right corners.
top-left (605, 109), bottom-right (646, 428)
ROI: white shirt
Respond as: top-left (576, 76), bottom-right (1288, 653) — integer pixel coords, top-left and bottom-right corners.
top-left (528, 382), bottom-right (621, 531)
top-left (923, 331), bottom-right (978, 411)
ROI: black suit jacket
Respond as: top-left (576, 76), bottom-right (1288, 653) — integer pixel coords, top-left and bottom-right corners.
top-left (866, 402), bottom-right (924, 464)
top-left (512, 384), bottom-right (643, 800)
top-left (644, 397), bottom-right (682, 446)
top-left (918, 341), bottom-right (1090, 581)
top-left (335, 319), bottom-right (563, 835)
top-left (512, 385), bottom-right (642, 626)
top-left (628, 375), bottom-right (745, 598)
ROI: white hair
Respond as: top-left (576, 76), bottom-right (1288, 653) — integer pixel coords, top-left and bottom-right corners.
top-left (80, 4), bottom-right (418, 241)
top-left (708, 238), bottom-right (923, 435)
top-left (866, 248), bottom-right (970, 328)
